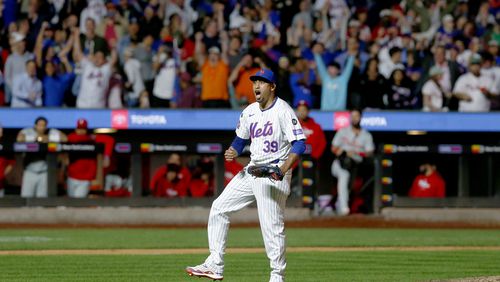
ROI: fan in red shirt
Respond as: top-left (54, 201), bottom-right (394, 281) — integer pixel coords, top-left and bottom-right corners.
top-left (188, 158), bottom-right (242, 198)
top-left (150, 153), bottom-right (191, 197)
top-left (296, 100), bottom-right (326, 161)
top-left (224, 159), bottom-right (244, 186)
top-left (408, 163), bottom-right (446, 198)
top-left (188, 157), bottom-right (215, 198)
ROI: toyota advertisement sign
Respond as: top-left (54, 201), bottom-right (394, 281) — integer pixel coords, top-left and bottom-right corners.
top-left (1, 109), bottom-right (500, 132)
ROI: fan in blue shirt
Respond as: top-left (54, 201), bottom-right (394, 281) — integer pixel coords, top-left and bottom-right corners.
top-left (313, 43), bottom-right (354, 111)
top-left (42, 59), bottom-right (75, 107)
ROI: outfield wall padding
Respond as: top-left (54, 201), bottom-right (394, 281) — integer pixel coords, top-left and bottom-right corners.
top-left (382, 208), bottom-right (500, 224)
top-left (0, 207), bottom-right (311, 225)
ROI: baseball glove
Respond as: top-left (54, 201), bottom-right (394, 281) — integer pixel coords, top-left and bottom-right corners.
top-left (247, 165), bottom-right (284, 181)
top-left (338, 151), bottom-right (355, 171)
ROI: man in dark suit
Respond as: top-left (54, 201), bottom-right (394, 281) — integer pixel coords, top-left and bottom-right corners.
top-left (418, 45), bottom-right (463, 110)
top-left (80, 18), bottom-right (109, 56)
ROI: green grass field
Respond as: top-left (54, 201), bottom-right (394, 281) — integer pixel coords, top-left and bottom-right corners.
top-left (1, 228), bottom-right (500, 281)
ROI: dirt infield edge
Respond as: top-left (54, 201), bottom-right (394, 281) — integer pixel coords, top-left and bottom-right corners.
top-left (1, 215), bottom-right (500, 229)
top-left (2, 246), bottom-right (500, 255)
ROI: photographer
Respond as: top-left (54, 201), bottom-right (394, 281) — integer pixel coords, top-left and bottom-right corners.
top-left (188, 157), bottom-right (215, 198)
top-left (150, 153), bottom-right (191, 197)
top-left (318, 109), bottom-right (374, 216)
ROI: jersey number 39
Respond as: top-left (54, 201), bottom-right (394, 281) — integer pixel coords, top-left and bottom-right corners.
top-left (263, 140), bottom-right (278, 153)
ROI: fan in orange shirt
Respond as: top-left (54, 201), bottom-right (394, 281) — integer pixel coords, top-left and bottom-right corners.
top-left (194, 30), bottom-right (230, 108)
top-left (229, 54), bottom-right (260, 107)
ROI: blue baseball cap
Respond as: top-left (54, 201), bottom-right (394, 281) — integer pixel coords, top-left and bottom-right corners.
top-left (250, 69), bottom-right (276, 84)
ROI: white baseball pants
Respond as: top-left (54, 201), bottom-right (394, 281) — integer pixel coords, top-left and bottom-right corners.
top-left (204, 167), bottom-right (291, 282)
top-left (21, 170), bottom-right (48, 198)
top-left (331, 159), bottom-right (350, 215)
top-left (67, 177), bottom-right (91, 198)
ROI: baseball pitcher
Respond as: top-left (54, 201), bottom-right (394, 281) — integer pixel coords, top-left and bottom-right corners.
top-left (186, 69), bottom-right (306, 282)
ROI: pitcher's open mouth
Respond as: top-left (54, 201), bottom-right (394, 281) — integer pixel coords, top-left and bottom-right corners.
top-left (255, 90), bottom-right (261, 100)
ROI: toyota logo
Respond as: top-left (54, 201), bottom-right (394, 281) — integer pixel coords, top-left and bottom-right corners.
top-left (113, 114), bottom-right (127, 125)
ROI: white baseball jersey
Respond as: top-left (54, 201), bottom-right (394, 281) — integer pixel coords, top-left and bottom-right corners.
top-left (202, 97), bottom-right (305, 282)
top-left (236, 97), bottom-right (306, 165)
top-left (453, 72), bottom-right (498, 112)
top-left (332, 126), bottom-right (374, 161)
top-left (124, 58), bottom-right (145, 99)
top-left (20, 128), bottom-right (62, 143)
top-left (422, 79), bottom-right (445, 111)
top-left (19, 127), bottom-right (63, 198)
top-left (481, 67), bottom-right (500, 94)
top-left (77, 58), bottom-right (112, 108)
top-left (152, 56), bottom-right (176, 100)
top-left (435, 63), bottom-right (452, 93)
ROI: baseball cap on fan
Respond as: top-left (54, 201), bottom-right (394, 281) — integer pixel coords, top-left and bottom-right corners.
top-left (348, 20), bottom-right (361, 28)
top-left (469, 54), bottom-right (482, 65)
top-left (208, 46), bottom-right (221, 54)
top-left (429, 66), bottom-right (444, 77)
top-left (250, 69), bottom-right (276, 84)
top-left (488, 40), bottom-right (499, 47)
top-left (297, 100), bottom-right (310, 109)
top-left (379, 9), bottom-right (391, 18)
top-left (76, 118), bottom-right (88, 129)
top-left (10, 32), bottom-right (25, 44)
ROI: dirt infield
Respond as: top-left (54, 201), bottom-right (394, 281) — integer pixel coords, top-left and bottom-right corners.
top-left (442, 277), bottom-right (500, 282)
top-left (1, 246), bottom-right (500, 256)
top-left (1, 214), bottom-right (500, 229)
top-left (285, 215), bottom-right (500, 229)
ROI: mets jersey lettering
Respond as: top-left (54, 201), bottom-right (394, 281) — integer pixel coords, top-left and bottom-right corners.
top-left (236, 98), bottom-right (306, 165)
top-left (249, 121), bottom-right (273, 138)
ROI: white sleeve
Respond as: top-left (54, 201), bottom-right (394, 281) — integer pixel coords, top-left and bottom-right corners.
top-left (488, 76), bottom-right (500, 95)
top-left (4, 57), bottom-right (12, 86)
top-left (332, 129), bottom-right (343, 148)
top-left (488, 86), bottom-right (499, 96)
top-left (453, 76), bottom-right (466, 93)
top-left (280, 106), bottom-right (306, 143)
top-left (364, 132), bottom-right (375, 153)
top-left (124, 62), bottom-right (134, 83)
top-left (495, 69), bottom-right (500, 94)
top-left (12, 75), bottom-right (28, 99)
top-left (80, 57), bottom-right (90, 69)
top-left (235, 111), bottom-right (250, 139)
top-left (102, 63), bottom-right (112, 76)
top-left (313, 0), bottom-right (326, 11)
top-left (421, 81), bottom-right (433, 97)
top-left (48, 129), bottom-right (62, 142)
top-left (20, 128), bottom-right (36, 142)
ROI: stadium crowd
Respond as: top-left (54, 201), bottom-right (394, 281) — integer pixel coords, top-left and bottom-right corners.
top-left (0, 0), bottom-right (499, 111)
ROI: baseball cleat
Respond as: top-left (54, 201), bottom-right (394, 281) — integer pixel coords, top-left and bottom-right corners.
top-left (186, 264), bottom-right (223, 281)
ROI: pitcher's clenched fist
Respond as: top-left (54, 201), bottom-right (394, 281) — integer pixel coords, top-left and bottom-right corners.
top-left (224, 147), bottom-right (237, 161)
